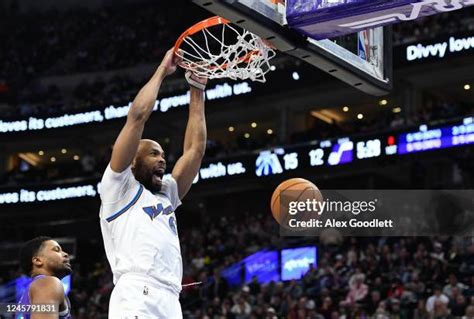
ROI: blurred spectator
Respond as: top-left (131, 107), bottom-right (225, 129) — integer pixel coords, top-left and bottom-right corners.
top-left (464, 305), bottom-right (474, 319)
top-left (208, 268), bottom-right (229, 300)
top-left (426, 285), bottom-right (449, 314)
top-left (343, 273), bottom-right (368, 306)
top-left (443, 273), bottom-right (468, 298)
top-left (230, 294), bottom-right (251, 318)
top-left (451, 293), bottom-right (468, 317)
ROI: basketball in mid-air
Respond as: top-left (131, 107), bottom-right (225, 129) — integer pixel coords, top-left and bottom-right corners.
top-left (270, 178), bottom-right (323, 227)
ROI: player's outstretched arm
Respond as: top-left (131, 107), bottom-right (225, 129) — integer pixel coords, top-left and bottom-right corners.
top-left (29, 277), bottom-right (64, 319)
top-left (110, 49), bottom-right (181, 173)
top-left (172, 73), bottom-right (208, 199)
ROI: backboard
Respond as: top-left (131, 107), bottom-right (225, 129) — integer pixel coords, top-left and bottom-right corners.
top-left (191, 0), bottom-right (392, 96)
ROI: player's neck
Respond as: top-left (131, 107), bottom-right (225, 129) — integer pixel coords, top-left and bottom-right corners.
top-left (31, 269), bottom-right (54, 278)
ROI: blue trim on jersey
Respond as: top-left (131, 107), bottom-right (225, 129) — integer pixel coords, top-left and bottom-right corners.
top-left (106, 185), bottom-right (144, 222)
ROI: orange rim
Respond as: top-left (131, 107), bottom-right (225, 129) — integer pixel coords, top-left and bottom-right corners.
top-left (174, 16), bottom-right (230, 55)
top-left (174, 16), bottom-right (273, 72)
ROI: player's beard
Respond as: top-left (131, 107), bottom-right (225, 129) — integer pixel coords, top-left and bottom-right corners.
top-left (55, 265), bottom-right (72, 279)
top-left (50, 260), bottom-right (72, 279)
top-left (133, 162), bottom-right (163, 193)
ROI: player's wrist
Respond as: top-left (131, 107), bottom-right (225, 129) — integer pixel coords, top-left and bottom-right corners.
top-left (185, 71), bottom-right (207, 91)
top-left (190, 86), bottom-right (205, 95)
top-left (157, 65), bottom-right (168, 77)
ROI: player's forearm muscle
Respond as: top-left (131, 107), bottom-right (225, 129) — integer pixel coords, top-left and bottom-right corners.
top-left (172, 87), bottom-right (207, 199)
top-left (183, 87), bottom-right (206, 156)
top-left (128, 67), bottom-right (166, 123)
top-left (110, 67), bottom-right (166, 172)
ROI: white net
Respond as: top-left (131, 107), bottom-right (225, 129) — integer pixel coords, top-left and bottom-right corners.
top-left (176, 22), bottom-right (276, 83)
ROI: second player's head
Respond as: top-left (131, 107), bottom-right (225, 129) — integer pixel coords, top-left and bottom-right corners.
top-left (20, 237), bottom-right (72, 279)
top-left (132, 139), bottom-right (166, 193)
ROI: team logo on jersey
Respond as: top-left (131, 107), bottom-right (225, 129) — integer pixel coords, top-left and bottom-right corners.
top-left (169, 216), bottom-right (178, 235)
top-left (142, 203), bottom-right (174, 220)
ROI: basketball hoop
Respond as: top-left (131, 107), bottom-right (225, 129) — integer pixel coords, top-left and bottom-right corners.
top-left (174, 16), bottom-right (276, 82)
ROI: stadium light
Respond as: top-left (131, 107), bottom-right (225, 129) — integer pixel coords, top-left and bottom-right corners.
top-left (38, 151), bottom-right (44, 156)
top-left (228, 126), bottom-right (235, 132)
top-left (251, 122), bottom-right (257, 128)
top-left (464, 84), bottom-right (471, 90)
top-left (379, 99), bottom-right (388, 106)
top-left (73, 155), bottom-right (80, 161)
top-left (61, 148), bottom-right (67, 154)
top-left (393, 107), bottom-right (402, 113)
top-left (267, 129), bottom-right (273, 135)
top-left (342, 106), bottom-right (349, 112)
top-left (357, 113), bottom-right (364, 120)
top-left (50, 157), bottom-right (56, 162)
top-left (244, 133), bottom-right (250, 139)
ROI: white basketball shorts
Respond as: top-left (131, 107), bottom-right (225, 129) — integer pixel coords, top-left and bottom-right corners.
top-left (108, 273), bottom-right (182, 319)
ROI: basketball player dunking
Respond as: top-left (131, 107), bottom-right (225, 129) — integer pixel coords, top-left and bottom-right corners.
top-left (99, 48), bottom-right (207, 318)
top-left (18, 236), bottom-right (72, 319)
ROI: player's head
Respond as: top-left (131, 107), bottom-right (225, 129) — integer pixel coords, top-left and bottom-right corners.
top-left (20, 236), bottom-right (72, 279)
top-left (132, 139), bottom-right (166, 193)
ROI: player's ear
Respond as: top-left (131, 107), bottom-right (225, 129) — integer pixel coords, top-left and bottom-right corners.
top-left (32, 256), bottom-right (43, 268)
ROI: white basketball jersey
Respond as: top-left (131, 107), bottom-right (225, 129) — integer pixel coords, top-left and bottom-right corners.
top-left (99, 164), bottom-right (182, 294)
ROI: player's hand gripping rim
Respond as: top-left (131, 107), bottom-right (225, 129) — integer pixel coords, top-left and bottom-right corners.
top-left (185, 71), bottom-right (207, 91)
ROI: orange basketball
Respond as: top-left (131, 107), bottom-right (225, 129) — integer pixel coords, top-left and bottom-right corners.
top-left (270, 178), bottom-right (323, 227)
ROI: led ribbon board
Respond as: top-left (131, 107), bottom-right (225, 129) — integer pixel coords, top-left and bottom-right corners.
top-left (0, 81), bottom-right (252, 134)
top-left (404, 33), bottom-right (474, 62)
top-left (398, 119), bottom-right (474, 154)
top-left (0, 118), bottom-right (472, 206)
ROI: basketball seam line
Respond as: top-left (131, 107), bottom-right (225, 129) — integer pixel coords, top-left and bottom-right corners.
top-left (271, 181), bottom-right (311, 209)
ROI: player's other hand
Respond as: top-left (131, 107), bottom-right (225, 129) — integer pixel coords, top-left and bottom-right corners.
top-left (160, 48), bottom-right (182, 76)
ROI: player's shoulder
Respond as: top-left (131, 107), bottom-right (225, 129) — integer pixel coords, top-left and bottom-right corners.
top-left (102, 163), bottom-right (133, 179)
top-left (30, 276), bottom-right (64, 295)
top-left (100, 163), bottom-right (138, 192)
top-left (31, 275), bottom-right (63, 288)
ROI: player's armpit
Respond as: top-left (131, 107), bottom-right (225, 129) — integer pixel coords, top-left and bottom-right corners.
top-left (172, 149), bottom-right (204, 199)
top-left (30, 277), bottom-right (64, 319)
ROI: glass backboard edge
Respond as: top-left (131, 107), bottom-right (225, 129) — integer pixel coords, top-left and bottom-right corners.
top-left (191, 0), bottom-right (393, 96)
